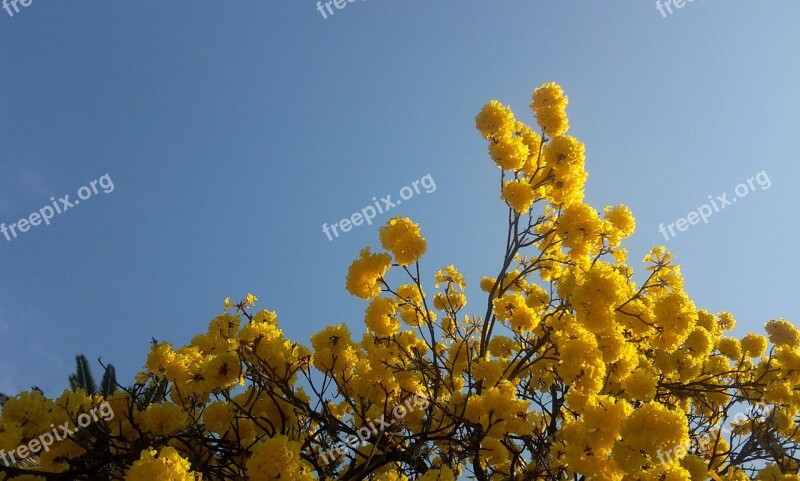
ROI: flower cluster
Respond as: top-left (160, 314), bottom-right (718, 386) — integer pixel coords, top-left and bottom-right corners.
top-left (0, 83), bottom-right (797, 481)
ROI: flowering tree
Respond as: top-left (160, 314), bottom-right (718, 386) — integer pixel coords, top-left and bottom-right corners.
top-left (1, 83), bottom-right (799, 481)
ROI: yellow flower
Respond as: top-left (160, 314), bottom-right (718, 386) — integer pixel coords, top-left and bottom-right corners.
top-left (652, 292), bottom-right (697, 351)
top-left (203, 351), bottom-right (242, 390)
top-left (569, 262), bottom-right (630, 333)
top-left (434, 265), bottom-right (466, 290)
top-left (741, 332), bottom-right (768, 357)
top-left (604, 204), bottom-right (636, 239)
top-left (621, 369), bottom-right (657, 402)
top-left (681, 454), bottom-right (708, 481)
top-left (546, 135), bottom-right (585, 175)
top-left (203, 401), bottom-right (234, 434)
top-left (555, 203), bottom-right (602, 259)
top-left (518, 122), bottom-right (544, 175)
top-left (531, 82), bottom-right (569, 136)
top-left (684, 328), bottom-right (713, 357)
top-left (718, 312), bottom-right (737, 331)
top-left (246, 435), bottom-right (314, 481)
top-left (472, 358), bottom-right (507, 386)
top-left (612, 402), bottom-right (689, 472)
top-left (480, 276), bottom-right (497, 293)
top-left (39, 438), bottom-right (86, 473)
top-left (364, 296), bottom-right (400, 336)
top-left (379, 217), bottom-right (427, 266)
top-left (418, 467), bottom-right (457, 481)
top-left (433, 291), bottom-right (467, 312)
top-left (765, 318), bottom-right (800, 346)
top-left (125, 447), bottom-right (195, 481)
top-left (481, 435), bottom-right (511, 467)
top-left (531, 82), bottom-right (568, 111)
top-left (489, 135), bottom-right (529, 171)
top-left (756, 464), bottom-right (785, 481)
top-left (345, 247), bottom-right (392, 299)
top-left (310, 324), bottom-right (358, 373)
top-left (501, 180), bottom-right (536, 214)
top-left (488, 336), bottom-right (516, 358)
top-left (475, 100), bottom-right (516, 139)
top-left (136, 402), bottom-right (189, 437)
top-left (717, 337), bottom-right (742, 360)
top-left (493, 293), bottom-right (539, 331)
top-left (2, 390), bottom-right (57, 439)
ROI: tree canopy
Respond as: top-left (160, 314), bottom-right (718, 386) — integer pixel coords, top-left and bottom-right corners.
top-left (1, 83), bottom-right (798, 481)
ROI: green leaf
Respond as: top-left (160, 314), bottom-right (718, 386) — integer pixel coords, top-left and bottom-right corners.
top-left (100, 364), bottom-right (117, 397)
top-left (70, 354), bottom-right (98, 394)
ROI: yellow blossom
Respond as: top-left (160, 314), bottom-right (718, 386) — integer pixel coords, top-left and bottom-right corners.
top-left (379, 217), bottom-right (427, 266)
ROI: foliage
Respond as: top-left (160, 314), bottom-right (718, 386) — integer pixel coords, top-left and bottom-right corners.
top-left (0, 83), bottom-right (798, 481)
top-left (68, 354), bottom-right (118, 398)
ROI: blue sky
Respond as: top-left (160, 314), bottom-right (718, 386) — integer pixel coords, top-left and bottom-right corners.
top-left (1, 1), bottom-right (798, 396)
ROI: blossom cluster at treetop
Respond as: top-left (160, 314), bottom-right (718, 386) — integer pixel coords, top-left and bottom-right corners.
top-left (1, 82), bottom-right (798, 481)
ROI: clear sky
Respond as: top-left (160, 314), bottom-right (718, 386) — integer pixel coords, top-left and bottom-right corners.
top-left (1, 1), bottom-right (798, 396)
